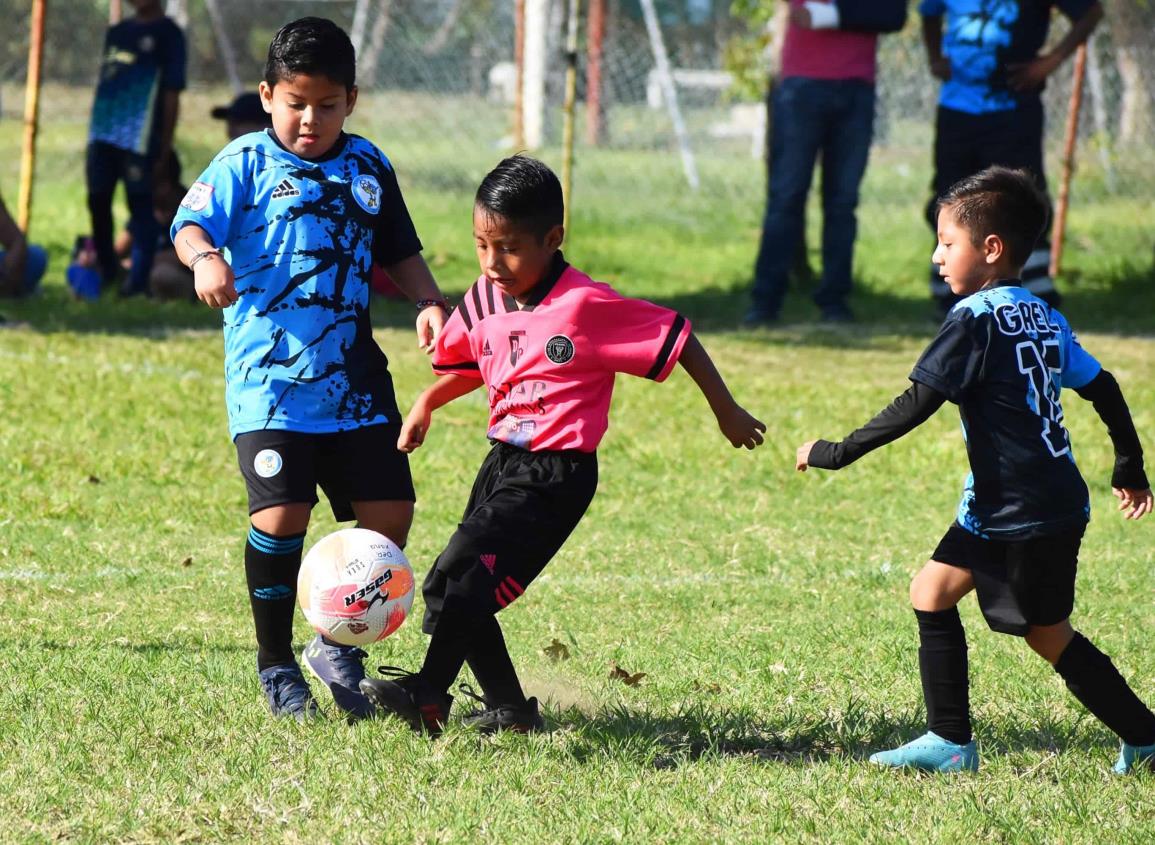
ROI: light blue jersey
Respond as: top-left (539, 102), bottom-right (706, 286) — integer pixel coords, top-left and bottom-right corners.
top-left (912, 281), bottom-right (1100, 538)
top-left (918, 0), bottom-right (1096, 115)
top-left (172, 130), bottom-right (422, 438)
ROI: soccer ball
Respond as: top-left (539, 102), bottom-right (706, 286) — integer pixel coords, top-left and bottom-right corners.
top-left (297, 528), bottom-right (415, 647)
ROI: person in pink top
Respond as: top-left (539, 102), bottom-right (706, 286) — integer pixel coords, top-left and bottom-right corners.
top-left (361, 155), bottom-right (766, 735)
top-left (746, 0), bottom-right (907, 325)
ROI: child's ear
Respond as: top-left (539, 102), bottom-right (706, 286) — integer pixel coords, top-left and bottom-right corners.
top-left (346, 85), bottom-right (359, 116)
top-left (258, 82), bottom-right (274, 113)
top-left (983, 233), bottom-right (1004, 265)
top-left (544, 224), bottom-right (564, 252)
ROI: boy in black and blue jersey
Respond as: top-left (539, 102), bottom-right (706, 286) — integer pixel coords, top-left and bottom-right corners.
top-left (171, 18), bottom-right (449, 721)
top-left (797, 167), bottom-right (1155, 773)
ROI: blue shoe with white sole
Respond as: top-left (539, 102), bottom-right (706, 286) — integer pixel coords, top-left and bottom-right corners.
top-left (1114, 741), bottom-right (1155, 775)
top-left (869, 731), bottom-right (978, 773)
top-left (302, 635), bottom-right (376, 721)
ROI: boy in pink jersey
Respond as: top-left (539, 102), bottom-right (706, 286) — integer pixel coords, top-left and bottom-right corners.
top-left (361, 155), bottom-right (765, 734)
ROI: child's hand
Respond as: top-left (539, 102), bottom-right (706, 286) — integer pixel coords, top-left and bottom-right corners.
top-left (416, 303), bottom-right (448, 354)
top-left (1113, 487), bottom-right (1153, 521)
top-left (929, 56), bottom-right (951, 82)
top-left (1007, 53), bottom-right (1060, 91)
top-left (398, 402), bottom-right (433, 453)
top-left (716, 404), bottom-right (766, 450)
top-left (795, 441), bottom-right (816, 472)
top-left (193, 255), bottom-right (237, 308)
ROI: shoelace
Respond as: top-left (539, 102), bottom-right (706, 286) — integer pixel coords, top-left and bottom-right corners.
top-left (374, 665), bottom-right (420, 683)
top-left (261, 667), bottom-right (312, 712)
top-left (323, 644), bottom-right (368, 682)
top-left (457, 682), bottom-right (492, 715)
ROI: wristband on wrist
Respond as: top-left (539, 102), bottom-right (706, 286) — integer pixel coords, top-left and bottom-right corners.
top-left (416, 298), bottom-right (450, 311)
top-left (186, 243), bottom-right (221, 270)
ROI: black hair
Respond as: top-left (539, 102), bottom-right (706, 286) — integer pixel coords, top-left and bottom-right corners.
top-left (474, 155), bottom-right (564, 239)
top-left (264, 17), bottom-right (356, 92)
top-left (936, 166), bottom-right (1049, 270)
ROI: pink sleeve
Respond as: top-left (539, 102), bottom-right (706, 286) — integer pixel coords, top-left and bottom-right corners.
top-left (431, 304), bottom-right (479, 377)
top-left (584, 283), bottom-right (691, 381)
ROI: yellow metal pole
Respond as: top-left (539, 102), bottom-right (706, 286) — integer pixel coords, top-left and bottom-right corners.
top-left (561, 0), bottom-right (580, 236)
top-left (17, 0), bottom-right (47, 233)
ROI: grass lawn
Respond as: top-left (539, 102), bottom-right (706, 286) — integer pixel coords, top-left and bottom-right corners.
top-left (1, 88), bottom-right (1154, 843)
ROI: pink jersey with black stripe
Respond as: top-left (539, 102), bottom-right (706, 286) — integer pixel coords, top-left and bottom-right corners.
top-left (432, 256), bottom-right (692, 452)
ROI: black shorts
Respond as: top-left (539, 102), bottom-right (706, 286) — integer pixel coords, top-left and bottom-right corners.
top-left (235, 423), bottom-right (415, 522)
top-left (421, 441), bottom-right (598, 634)
top-left (933, 522), bottom-right (1085, 636)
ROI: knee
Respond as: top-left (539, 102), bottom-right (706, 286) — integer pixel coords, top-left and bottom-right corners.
top-left (1024, 622), bottom-right (1074, 665)
top-left (909, 570), bottom-right (949, 611)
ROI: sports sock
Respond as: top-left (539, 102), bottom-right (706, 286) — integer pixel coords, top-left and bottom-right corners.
top-left (1055, 632), bottom-right (1155, 747)
top-left (419, 610), bottom-right (473, 696)
top-left (244, 525), bottom-right (306, 671)
top-left (465, 615), bottom-right (527, 707)
top-left (916, 607), bottom-right (972, 745)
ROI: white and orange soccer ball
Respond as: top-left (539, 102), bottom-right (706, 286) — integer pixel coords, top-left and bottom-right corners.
top-left (297, 528), bottom-right (415, 647)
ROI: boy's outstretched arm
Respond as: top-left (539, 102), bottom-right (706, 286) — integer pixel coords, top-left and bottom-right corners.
top-left (677, 333), bottom-right (765, 449)
top-left (398, 373), bottom-right (483, 453)
top-left (796, 380), bottom-right (945, 471)
top-left (1073, 369), bottom-right (1153, 521)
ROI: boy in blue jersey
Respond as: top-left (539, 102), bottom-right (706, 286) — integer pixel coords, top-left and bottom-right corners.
top-left (797, 167), bottom-right (1155, 773)
top-left (171, 18), bottom-right (450, 722)
top-left (920, 0), bottom-right (1102, 310)
top-left (87, 0), bottom-right (186, 296)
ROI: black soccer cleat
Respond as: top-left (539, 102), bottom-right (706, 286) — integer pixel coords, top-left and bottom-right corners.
top-left (458, 684), bottom-right (545, 734)
top-left (359, 666), bottom-right (452, 736)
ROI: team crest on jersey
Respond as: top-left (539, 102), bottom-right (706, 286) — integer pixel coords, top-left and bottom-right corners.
top-left (139, 35), bottom-right (155, 54)
top-left (253, 449), bottom-right (283, 478)
top-left (352, 175), bottom-right (381, 214)
top-left (180, 181), bottom-right (214, 212)
top-left (270, 178), bottom-right (300, 200)
top-left (545, 335), bottom-right (575, 365)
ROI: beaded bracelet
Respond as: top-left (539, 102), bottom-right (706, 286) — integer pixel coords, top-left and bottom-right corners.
top-left (415, 298), bottom-right (451, 311)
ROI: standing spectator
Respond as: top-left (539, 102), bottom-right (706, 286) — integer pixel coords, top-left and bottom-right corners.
top-left (746, 0), bottom-right (907, 326)
top-left (921, 0), bottom-right (1103, 311)
top-left (86, 0), bottom-right (186, 296)
top-left (0, 190), bottom-right (47, 298)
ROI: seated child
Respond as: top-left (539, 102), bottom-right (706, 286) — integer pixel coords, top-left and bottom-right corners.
top-left (0, 191), bottom-right (47, 297)
top-left (360, 155), bottom-right (766, 734)
top-left (796, 166), bottom-right (1155, 773)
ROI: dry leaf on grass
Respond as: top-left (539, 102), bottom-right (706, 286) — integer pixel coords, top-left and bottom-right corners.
top-left (609, 663), bottom-right (646, 686)
top-left (543, 638), bottom-right (570, 662)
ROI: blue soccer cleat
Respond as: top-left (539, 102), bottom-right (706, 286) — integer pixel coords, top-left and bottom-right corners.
top-left (1113, 741), bottom-right (1155, 775)
top-left (302, 635), bottom-right (376, 721)
top-left (869, 731), bottom-right (978, 773)
top-left (258, 662), bottom-right (321, 721)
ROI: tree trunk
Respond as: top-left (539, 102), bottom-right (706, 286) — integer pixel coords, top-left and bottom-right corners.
top-left (360, 0), bottom-right (394, 85)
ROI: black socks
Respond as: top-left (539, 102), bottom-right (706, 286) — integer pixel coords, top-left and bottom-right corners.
top-left (916, 607), bottom-right (973, 745)
top-left (245, 525), bottom-right (306, 670)
top-left (1055, 632), bottom-right (1155, 747)
top-left (421, 611), bottom-right (526, 707)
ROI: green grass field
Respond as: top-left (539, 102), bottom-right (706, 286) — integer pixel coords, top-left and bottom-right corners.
top-left (1, 89), bottom-right (1154, 843)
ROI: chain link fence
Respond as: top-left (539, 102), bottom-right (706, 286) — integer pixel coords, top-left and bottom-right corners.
top-left (1, 0), bottom-right (1153, 231)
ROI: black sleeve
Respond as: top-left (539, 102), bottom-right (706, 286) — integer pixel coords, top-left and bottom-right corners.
top-left (808, 381), bottom-right (948, 470)
top-left (835, 0), bottom-right (908, 33)
top-left (910, 314), bottom-right (986, 402)
top-left (1073, 369), bottom-right (1149, 490)
top-left (371, 160), bottom-right (423, 268)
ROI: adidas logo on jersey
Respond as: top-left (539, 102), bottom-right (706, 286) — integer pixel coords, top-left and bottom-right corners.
top-left (482, 340), bottom-right (493, 357)
top-left (270, 179), bottom-right (300, 200)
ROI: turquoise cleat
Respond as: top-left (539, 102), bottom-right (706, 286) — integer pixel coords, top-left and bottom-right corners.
top-left (1113, 741), bottom-right (1155, 775)
top-left (869, 731), bottom-right (978, 773)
